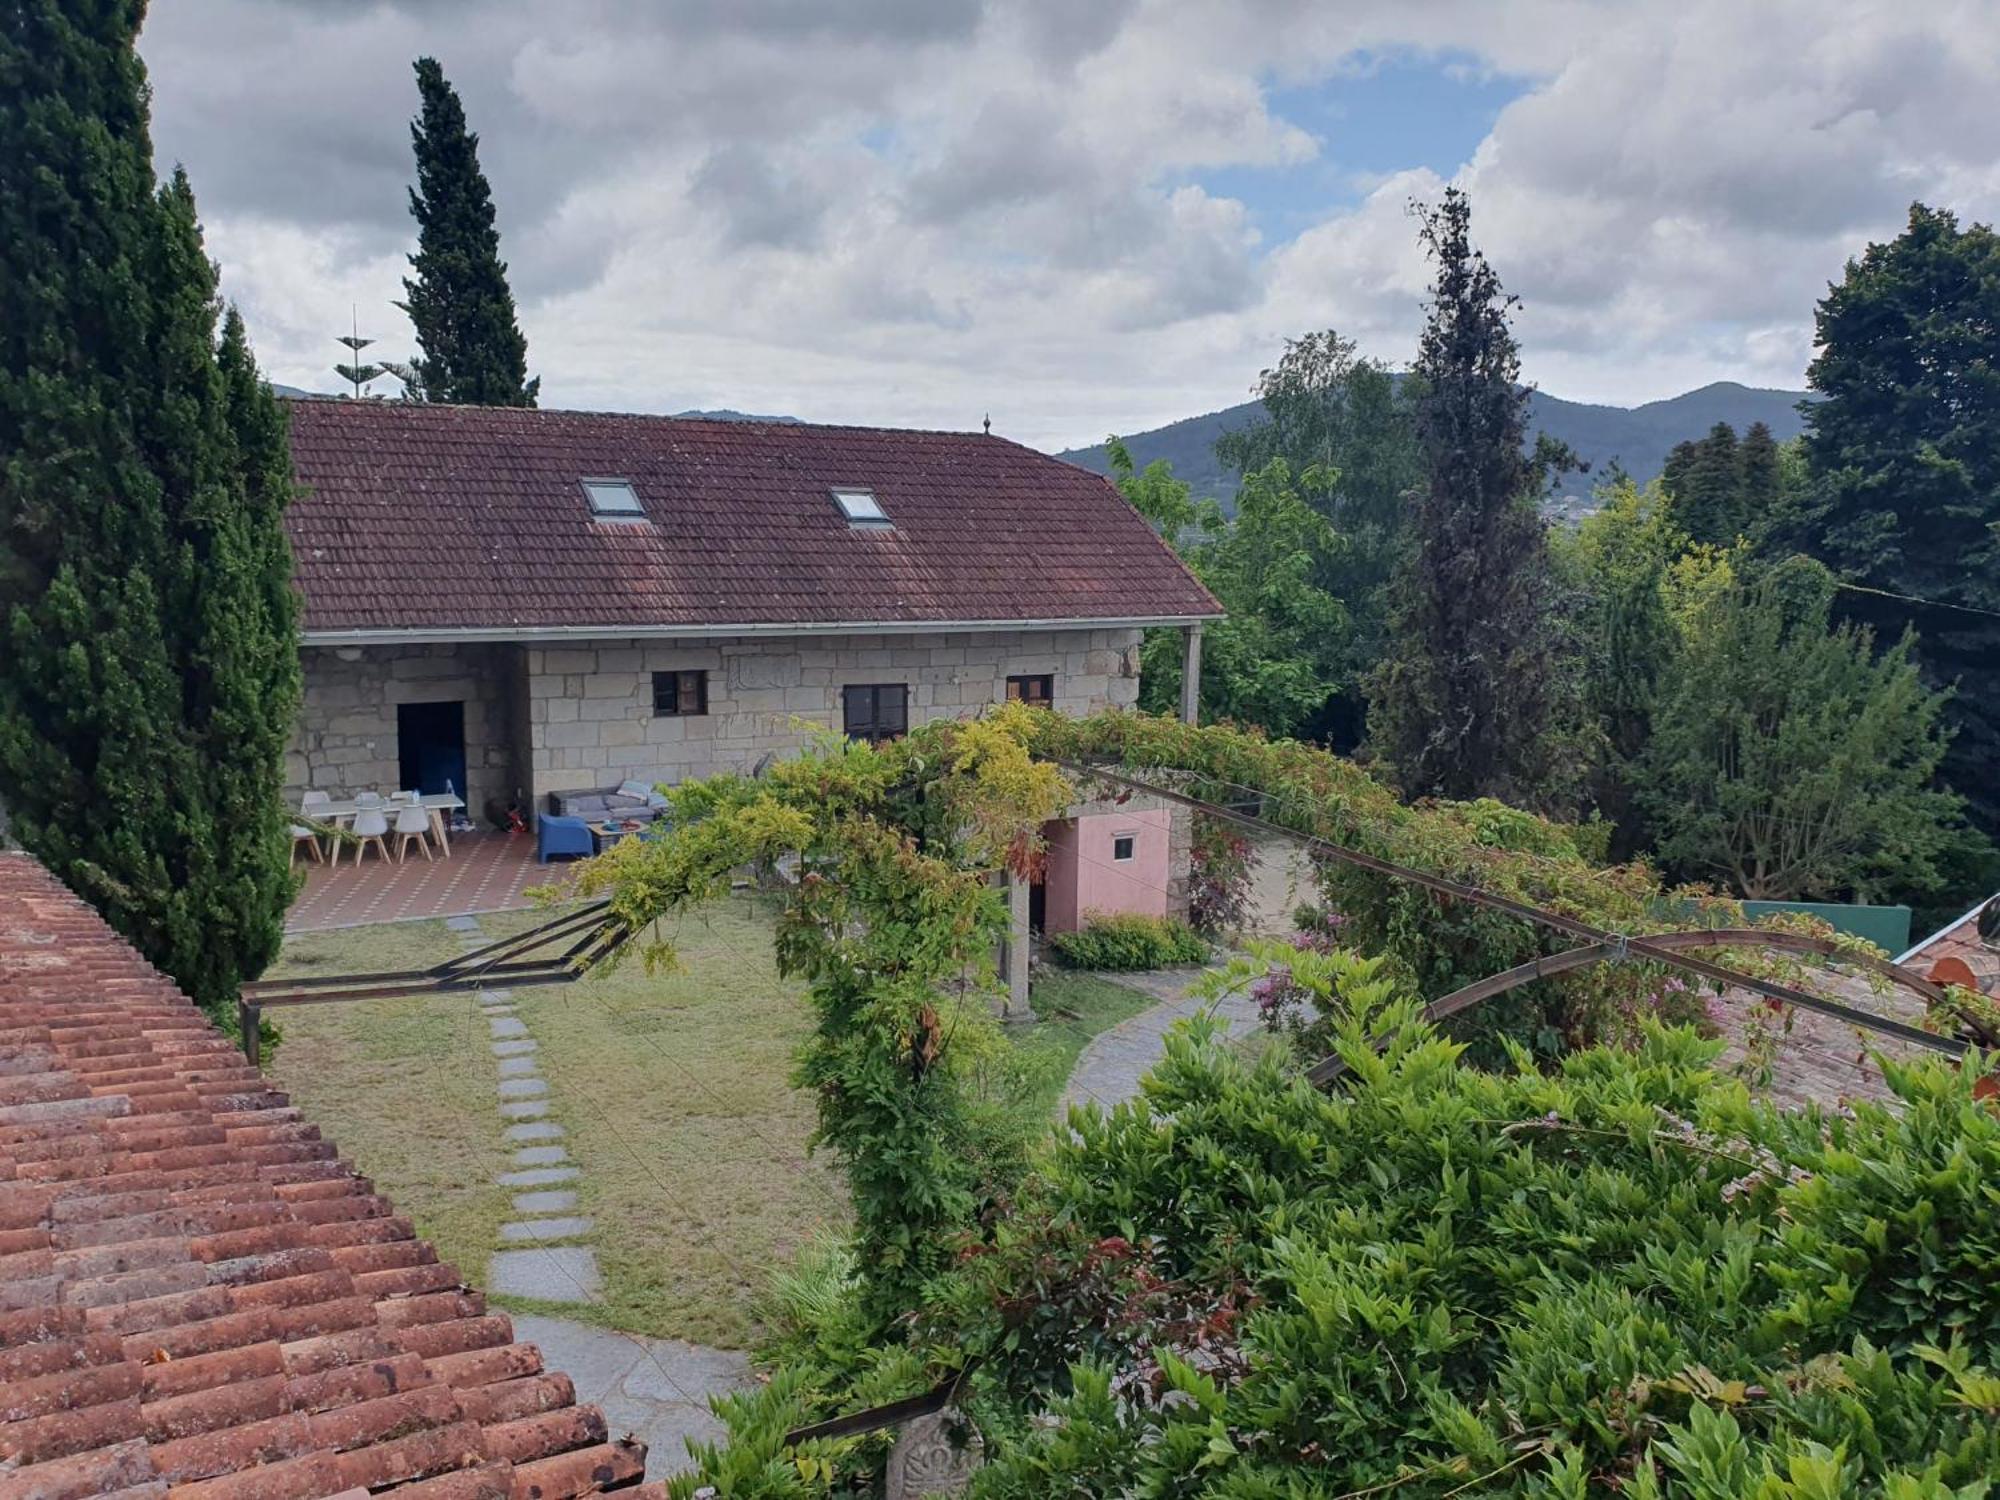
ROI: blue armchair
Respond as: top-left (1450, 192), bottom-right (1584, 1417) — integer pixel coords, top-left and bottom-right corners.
top-left (537, 814), bottom-right (595, 864)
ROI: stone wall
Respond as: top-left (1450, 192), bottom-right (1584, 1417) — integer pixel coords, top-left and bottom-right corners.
top-left (524, 628), bottom-right (1143, 803)
top-left (288, 643), bottom-right (517, 816)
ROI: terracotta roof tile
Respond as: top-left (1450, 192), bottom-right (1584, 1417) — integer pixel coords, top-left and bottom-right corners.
top-left (0, 852), bottom-right (660, 1496)
top-left (1902, 893), bottom-right (2000, 999)
top-left (282, 400), bottom-right (1221, 634)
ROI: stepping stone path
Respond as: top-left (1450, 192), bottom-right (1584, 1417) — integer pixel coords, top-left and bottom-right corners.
top-left (442, 918), bottom-right (603, 1303)
top-left (445, 916), bottom-right (752, 1477)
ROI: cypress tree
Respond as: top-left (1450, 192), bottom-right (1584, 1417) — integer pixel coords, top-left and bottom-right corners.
top-left (399, 57), bottom-right (538, 406)
top-left (1367, 188), bottom-right (1586, 812)
top-left (0, 1), bottom-right (299, 1015)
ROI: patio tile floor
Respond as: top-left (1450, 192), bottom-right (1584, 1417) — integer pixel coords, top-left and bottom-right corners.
top-left (287, 829), bottom-right (575, 932)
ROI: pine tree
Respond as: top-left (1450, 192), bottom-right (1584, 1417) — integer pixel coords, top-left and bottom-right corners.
top-left (0, 2), bottom-right (299, 1015)
top-left (399, 57), bottom-right (537, 406)
top-left (1787, 203), bottom-right (2000, 841)
top-left (1661, 422), bottom-right (1745, 545)
top-left (1737, 420), bottom-right (1782, 521)
top-left (1367, 189), bottom-right (1587, 811)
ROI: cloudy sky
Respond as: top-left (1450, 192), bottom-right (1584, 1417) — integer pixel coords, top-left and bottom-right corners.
top-left (139, 0), bottom-right (2000, 451)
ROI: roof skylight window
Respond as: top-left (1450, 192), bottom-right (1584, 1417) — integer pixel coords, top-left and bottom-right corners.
top-left (582, 478), bottom-right (644, 517)
top-left (831, 487), bottom-right (891, 527)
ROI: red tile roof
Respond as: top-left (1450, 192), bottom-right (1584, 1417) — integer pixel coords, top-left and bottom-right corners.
top-left (0, 852), bottom-right (669, 1499)
top-left (1902, 892), bottom-right (2000, 998)
top-left (283, 401), bottom-right (1221, 636)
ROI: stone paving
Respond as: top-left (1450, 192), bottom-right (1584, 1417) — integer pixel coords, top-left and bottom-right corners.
top-left (1059, 965), bottom-right (1263, 1116)
top-left (445, 916), bottom-right (752, 1479)
top-left (510, 1313), bottom-right (749, 1476)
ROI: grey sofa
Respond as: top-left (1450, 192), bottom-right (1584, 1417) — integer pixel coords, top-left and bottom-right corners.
top-left (546, 780), bottom-right (667, 824)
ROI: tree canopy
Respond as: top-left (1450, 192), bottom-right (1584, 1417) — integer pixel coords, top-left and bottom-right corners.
top-left (1661, 420), bottom-right (1789, 547)
top-left (1215, 330), bottom-right (1422, 726)
top-left (1637, 552), bottom-right (1965, 902)
top-left (1784, 202), bottom-right (2000, 842)
top-left (0, 0), bottom-right (299, 1014)
top-left (399, 56), bottom-right (538, 406)
top-left (1111, 444), bottom-right (1349, 739)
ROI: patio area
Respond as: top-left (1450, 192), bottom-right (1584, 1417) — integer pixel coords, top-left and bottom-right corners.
top-left (287, 828), bottom-right (571, 932)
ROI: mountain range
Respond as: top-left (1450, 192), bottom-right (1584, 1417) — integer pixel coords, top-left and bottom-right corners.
top-left (1054, 380), bottom-right (1814, 509)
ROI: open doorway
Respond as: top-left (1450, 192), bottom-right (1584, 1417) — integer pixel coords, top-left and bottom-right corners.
top-left (397, 700), bottom-right (467, 797)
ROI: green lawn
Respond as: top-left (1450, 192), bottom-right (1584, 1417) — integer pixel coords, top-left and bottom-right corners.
top-left (264, 902), bottom-right (1158, 1348)
top-left (266, 921), bottom-right (512, 1294)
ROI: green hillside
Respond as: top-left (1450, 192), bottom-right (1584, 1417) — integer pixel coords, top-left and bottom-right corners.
top-left (1055, 379), bottom-right (1812, 507)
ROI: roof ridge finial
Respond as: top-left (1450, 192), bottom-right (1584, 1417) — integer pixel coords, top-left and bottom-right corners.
top-left (982, 412), bottom-right (991, 436)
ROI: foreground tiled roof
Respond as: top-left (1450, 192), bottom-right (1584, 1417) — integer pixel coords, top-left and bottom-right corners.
top-left (284, 400), bottom-right (1221, 635)
top-left (0, 852), bottom-right (667, 1499)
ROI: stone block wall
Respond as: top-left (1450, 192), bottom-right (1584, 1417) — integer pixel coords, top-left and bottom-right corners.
top-left (524, 627), bottom-right (1143, 802)
top-left (288, 643), bottom-right (518, 816)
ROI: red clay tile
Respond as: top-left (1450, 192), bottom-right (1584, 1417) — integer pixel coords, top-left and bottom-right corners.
top-left (283, 400), bottom-right (1218, 636)
top-left (0, 853), bottom-right (653, 1493)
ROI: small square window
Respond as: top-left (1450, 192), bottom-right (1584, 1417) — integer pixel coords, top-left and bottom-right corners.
top-left (1006, 674), bottom-right (1054, 706)
top-left (653, 670), bottom-right (708, 717)
top-left (830, 487), bottom-right (890, 526)
top-left (1112, 833), bottom-right (1136, 862)
top-left (583, 478), bottom-right (644, 516)
top-left (843, 683), bottom-right (908, 743)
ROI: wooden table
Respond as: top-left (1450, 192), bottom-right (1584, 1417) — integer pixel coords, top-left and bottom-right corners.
top-left (590, 820), bottom-right (647, 854)
top-left (317, 793), bottom-right (465, 863)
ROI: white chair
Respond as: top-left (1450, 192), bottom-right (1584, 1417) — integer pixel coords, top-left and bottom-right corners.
top-left (392, 804), bottom-right (433, 864)
top-left (290, 823), bottom-right (324, 868)
top-left (355, 791), bottom-right (384, 809)
top-left (298, 791), bottom-right (334, 862)
top-left (349, 807), bottom-right (390, 865)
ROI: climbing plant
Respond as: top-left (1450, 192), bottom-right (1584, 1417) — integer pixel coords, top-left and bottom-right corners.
top-left (571, 708), bottom-right (1071, 1325)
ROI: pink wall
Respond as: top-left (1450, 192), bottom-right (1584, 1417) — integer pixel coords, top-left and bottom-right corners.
top-left (1042, 808), bottom-right (1172, 933)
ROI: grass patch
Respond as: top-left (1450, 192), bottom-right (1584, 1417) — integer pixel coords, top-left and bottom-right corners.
top-left (1012, 970), bottom-right (1161, 1119)
top-left (265, 920), bottom-right (511, 1287)
top-left (477, 896), bottom-right (844, 1348)
top-left (261, 906), bottom-right (1167, 1349)
top-left (265, 898), bottom-right (844, 1350)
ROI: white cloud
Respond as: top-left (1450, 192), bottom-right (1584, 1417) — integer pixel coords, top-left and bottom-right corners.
top-left (138, 0), bottom-right (2000, 447)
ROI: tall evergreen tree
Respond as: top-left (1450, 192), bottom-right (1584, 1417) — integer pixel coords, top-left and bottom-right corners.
top-left (399, 56), bottom-right (537, 406)
top-left (0, 1), bottom-right (299, 1014)
top-left (1737, 420), bottom-right (1782, 519)
top-left (1367, 189), bottom-right (1586, 811)
top-left (1785, 203), bottom-right (2000, 840)
top-left (1661, 422), bottom-right (1745, 545)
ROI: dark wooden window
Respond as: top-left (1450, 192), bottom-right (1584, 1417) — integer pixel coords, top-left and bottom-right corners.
top-left (1005, 673), bottom-right (1055, 706)
top-left (1112, 833), bottom-right (1136, 862)
top-left (843, 683), bottom-right (908, 743)
top-left (652, 670), bottom-right (708, 717)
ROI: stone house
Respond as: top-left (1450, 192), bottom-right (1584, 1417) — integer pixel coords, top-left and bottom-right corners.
top-left (281, 400), bottom-right (1220, 929)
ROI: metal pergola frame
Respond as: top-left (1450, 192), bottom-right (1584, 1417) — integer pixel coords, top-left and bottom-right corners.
top-left (236, 899), bottom-right (626, 1065)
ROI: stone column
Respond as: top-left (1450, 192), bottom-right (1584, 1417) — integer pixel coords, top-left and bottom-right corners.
top-left (998, 869), bottom-right (1031, 1021)
top-left (1180, 623), bottom-right (1203, 725)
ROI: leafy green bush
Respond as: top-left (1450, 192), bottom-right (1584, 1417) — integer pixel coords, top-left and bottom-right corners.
top-left (1047, 912), bottom-right (1209, 970)
top-left (672, 946), bottom-right (2000, 1497)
